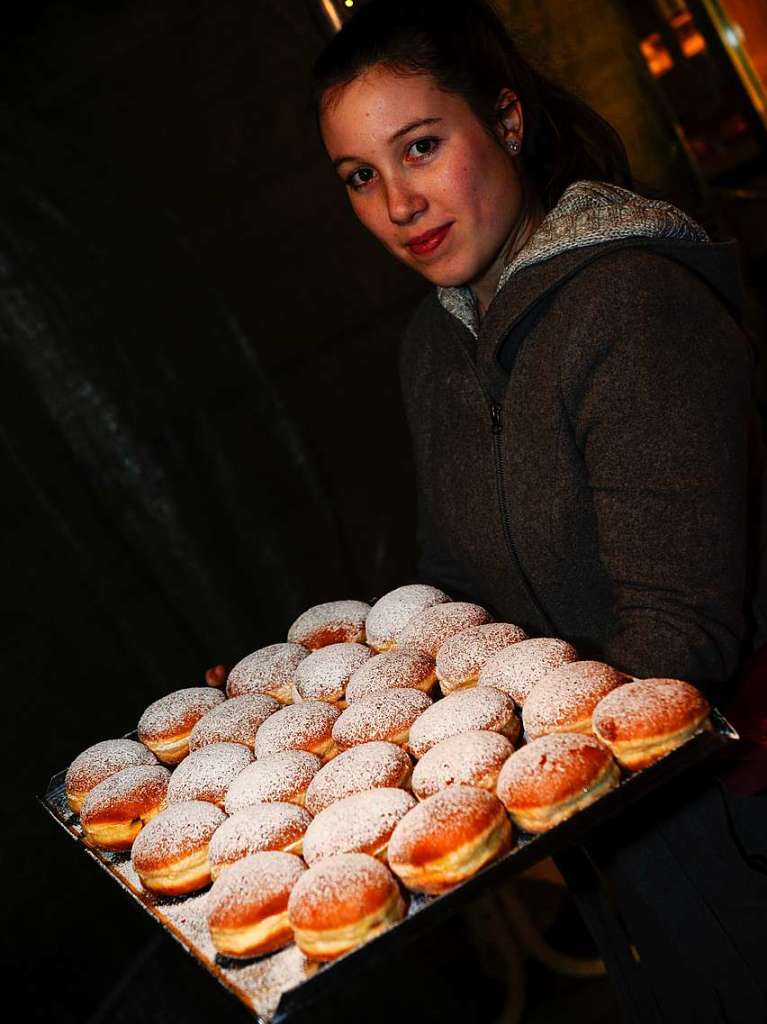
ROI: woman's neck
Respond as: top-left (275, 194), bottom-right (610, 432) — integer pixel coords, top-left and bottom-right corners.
top-left (472, 200), bottom-right (545, 320)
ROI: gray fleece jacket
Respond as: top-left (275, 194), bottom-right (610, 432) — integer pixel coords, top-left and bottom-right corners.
top-left (400, 181), bottom-right (753, 695)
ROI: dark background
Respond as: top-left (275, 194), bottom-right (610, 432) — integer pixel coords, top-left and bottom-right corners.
top-left (3, 1), bottom-right (766, 1020)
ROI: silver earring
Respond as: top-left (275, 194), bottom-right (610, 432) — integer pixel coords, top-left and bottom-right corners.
top-left (507, 138), bottom-right (520, 154)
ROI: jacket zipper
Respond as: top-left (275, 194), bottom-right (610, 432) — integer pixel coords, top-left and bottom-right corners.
top-left (490, 400), bottom-right (557, 633)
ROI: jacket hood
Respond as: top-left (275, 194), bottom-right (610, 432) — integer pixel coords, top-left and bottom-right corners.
top-left (438, 180), bottom-right (741, 337)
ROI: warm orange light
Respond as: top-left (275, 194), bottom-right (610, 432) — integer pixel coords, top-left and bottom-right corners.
top-left (671, 11), bottom-right (707, 58)
top-left (640, 33), bottom-right (675, 77)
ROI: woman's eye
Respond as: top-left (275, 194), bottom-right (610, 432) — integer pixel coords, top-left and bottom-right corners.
top-left (407, 137), bottom-right (440, 160)
top-left (346, 166), bottom-right (376, 191)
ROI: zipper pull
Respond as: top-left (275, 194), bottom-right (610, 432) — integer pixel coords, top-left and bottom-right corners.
top-left (491, 402), bottom-right (503, 435)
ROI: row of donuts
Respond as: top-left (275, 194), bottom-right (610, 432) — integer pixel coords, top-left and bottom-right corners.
top-left (64, 583), bottom-right (712, 963)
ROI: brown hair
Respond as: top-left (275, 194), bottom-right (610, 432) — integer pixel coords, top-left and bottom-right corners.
top-left (312, 0), bottom-right (632, 210)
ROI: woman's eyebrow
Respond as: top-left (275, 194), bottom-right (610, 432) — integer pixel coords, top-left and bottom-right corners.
top-left (332, 117), bottom-right (443, 169)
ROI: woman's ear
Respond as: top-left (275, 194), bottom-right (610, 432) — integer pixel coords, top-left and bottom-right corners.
top-left (493, 87), bottom-right (524, 150)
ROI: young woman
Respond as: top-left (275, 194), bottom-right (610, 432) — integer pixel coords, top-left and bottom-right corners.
top-left (313, 1), bottom-right (767, 1021)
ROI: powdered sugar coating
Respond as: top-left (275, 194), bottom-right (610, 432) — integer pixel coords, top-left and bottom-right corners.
top-left (209, 803), bottom-right (312, 870)
top-left (388, 786), bottom-right (507, 865)
top-left (132, 800), bottom-right (226, 871)
top-left (478, 638), bottom-right (579, 705)
top-left (496, 732), bottom-right (615, 805)
top-left (287, 852), bottom-right (398, 930)
top-left (189, 695), bottom-right (282, 750)
top-left (207, 851), bottom-right (306, 926)
top-left (227, 644), bottom-right (310, 702)
top-left (287, 600), bottom-right (371, 650)
top-left (365, 585), bottom-right (451, 650)
top-left (66, 738), bottom-right (158, 801)
top-left (303, 788), bottom-right (417, 864)
top-left (80, 764), bottom-right (171, 821)
top-left (593, 678), bottom-right (710, 742)
top-left (396, 602), bottom-right (492, 657)
top-left (254, 701), bottom-right (340, 759)
top-left (408, 686), bottom-right (519, 759)
top-left (345, 647), bottom-right (436, 703)
top-left (166, 742), bottom-right (253, 807)
top-left (138, 688), bottom-right (226, 742)
top-left (225, 751), bottom-right (323, 813)
top-left (332, 688), bottom-right (433, 750)
top-left (411, 730), bottom-right (513, 800)
top-left (523, 661), bottom-right (629, 739)
top-left (305, 742), bottom-right (412, 816)
top-left (436, 622), bottom-right (529, 691)
top-left (294, 643), bottom-right (373, 703)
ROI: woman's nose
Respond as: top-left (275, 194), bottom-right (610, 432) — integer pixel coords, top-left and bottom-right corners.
top-left (385, 179), bottom-right (426, 225)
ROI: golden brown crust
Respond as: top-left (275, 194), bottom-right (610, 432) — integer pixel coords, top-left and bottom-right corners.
top-left (137, 688), bottom-right (226, 765)
top-left (254, 701), bottom-right (341, 760)
top-left (287, 601), bottom-right (371, 651)
top-left (332, 688), bottom-right (433, 750)
top-left (411, 730), bottom-right (513, 800)
top-left (304, 742), bottom-right (412, 816)
top-left (345, 648), bottom-right (437, 704)
top-left (496, 733), bottom-right (619, 832)
top-left (66, 739), bottom-right (158, 812)
top-left (207, 851), bottom-right (306, 957)
top-left (522, 661), bottom-right (629, 740)
top-left (388, 787), bottom-right (512, 893)
top-left (131, 800), bottom-right (225, 875)
top-left (593, 678), bottom-right (710, 769)
top-left (287, 853), bottom-right (404, 948)
top-left (80, 765), bottom-right (171, 850)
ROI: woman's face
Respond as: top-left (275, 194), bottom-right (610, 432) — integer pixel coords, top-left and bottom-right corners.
top-left (320, 66), bottom-right (526, 304)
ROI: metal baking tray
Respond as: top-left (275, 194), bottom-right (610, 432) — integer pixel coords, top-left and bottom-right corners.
top-left (39, 711), bottom-right (737, 1023)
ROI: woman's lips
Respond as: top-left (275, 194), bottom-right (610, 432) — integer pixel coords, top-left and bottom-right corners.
top-left (406, 223), bottom-right (452, 256)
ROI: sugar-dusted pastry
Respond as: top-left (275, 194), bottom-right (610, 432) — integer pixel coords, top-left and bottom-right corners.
top-left (208, 802), bottom-right (312, 878)
top-left (345, 647), bottom-right (437, 703)
top-left (65, 738), bottom-right (157, 814)
top-left (293, 642), bottom-right (373, 706)
top-left (189, 694), bottom-right (281, 751)
top-left (436, 622), bottom-right (528, 695)
top-left (408, 686), bottom-right (520, 759)
top-left (166, 742), bottom-right (253, 809)
top-left (365, 584), bottom-right (451, 652)
top-left (304, 741), bottom-right (412, 816)
top-left (395, 602), bottom-right (492, 657)
top-left (593, 678), bottom-right (711, 770)
top-left (131, 800), bottom-right (226, 895)
top-left (302, 787), bottom-right (416, 864)
top-left (224, 750), bottom-right (323, 813)
top-left (207, 851), bottom-right (306, 958)
top-left (80, 764), bottom-right (170, 851)
top-left (137, 687), bottom-right (226, 765)
top-left (496, 732), bottom-right (620, 832)
top-left (332, 687), bottom-right (433, 751)
top-left (388, 786), bottom-right (512, 893)
top-left (411, 730), bottom-right (513, 800)
top-left (226, 643), bottom-right (309, 704)
top-left (254, 700), bottom-right (340, 761)
top-left (477, 637), bottom-right (579, 706)
top-left (288, 853), bottom-right (407, 960)
top-left (522, 661), bottom-right (629, 740)
top-left (288, 600), bottom-right (371, 650)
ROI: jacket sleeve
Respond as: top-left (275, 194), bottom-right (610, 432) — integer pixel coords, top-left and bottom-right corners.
top-left (562, 251), bottom-right (752, 692)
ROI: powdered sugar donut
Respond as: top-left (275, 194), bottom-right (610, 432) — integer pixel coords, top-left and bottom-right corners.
top-left (593, 678), bottom-right (710, 770)
top-left (436, 622), bottom-right (528, 695)
top-left (302, 788), bottom-right (417, 865)
top-left (166, 742), bottom-right (253, 808)
top-left (138, 687), bottom-right (226, 765)
top-left (207, 851), bottom-right (306, 958)
top-left (345, 647), bottom-right (437, 703)
top-left (224, 751), bottom-right (322, 813)
top-left (189, 694), bottom-right (281, 751)
top-left (332, 687), bottom-right (433, 751)
top-left (395, 602), bottom-right (492, 657)
top-left (132, 799), bottom-right (226, 895)
top-left (288, 853), bottom-right (407, 961)
top-left (411, 730), bottom-right (514, 800)
top-left (388, 786), bottom-right (512, 894)
top-left (478, 638), bottom-right (579, 706)
top-left (254, 700), bottom-right (340, 761)
top-left (288, 600), bottom-right (371, 650)
top-left (208, 802), bottom-right (312, 878)
top-left (496, 732), bottom-right (620, 832)
top-left (408, 686), bottom-right (520, 759)
top-left (304, 741), bottom-right (412, 816)
top-left (365, 584), bottom-right (451, 652)
top-left (226, 643), bottom-right (309, 704)
top-left (523, 661), bottom-right (629, 740)
top-left (80, 764), bottom-right (170, 851)
top-left (66, 738), bottom-right (158, 813)
top-left (293, 642), bottom-right (373, 706)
